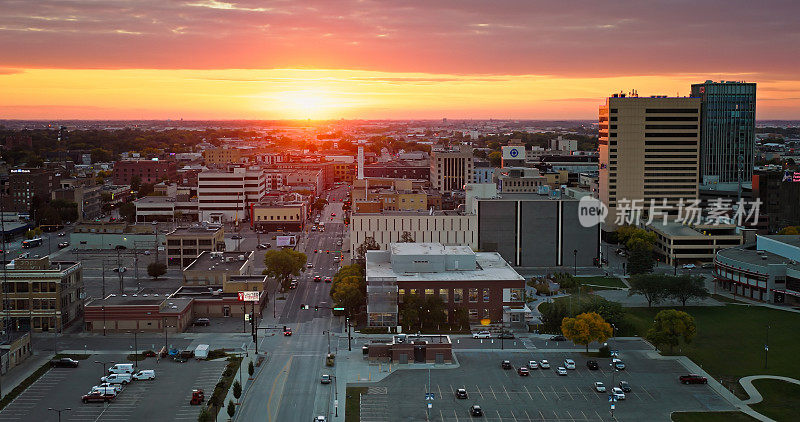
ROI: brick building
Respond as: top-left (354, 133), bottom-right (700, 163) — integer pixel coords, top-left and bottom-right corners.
top-left (113, 159), bottom-right (177, 185)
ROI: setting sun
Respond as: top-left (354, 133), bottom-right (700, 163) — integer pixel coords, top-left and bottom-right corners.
top-left (267, 89), bottom-right (343, 120)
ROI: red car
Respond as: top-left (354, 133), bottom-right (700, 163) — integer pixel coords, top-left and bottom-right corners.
top-left (142, 350), bottom-right (157, 357)
top-left (314, 276), bottom-right (322, 282)
top-left (679, 374), bottom-right (708, 384)
top-left (517, 367), bottom-right (530, 376)
top-left (283, 328), bottom-right (293, 336)
top-left (82, 392), bottom-right (115, 403)
top-left (324, 277), bottom-right (332, 283)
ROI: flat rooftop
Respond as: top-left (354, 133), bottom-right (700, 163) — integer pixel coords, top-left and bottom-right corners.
top-left (87, 293), bottom-right (168, 307)
top-left (168, 226), bottom-right (222, 236)
top-left (389, 243), bottom-right (472, 256)
top-left (353, 210), bottom-right (466, 217)
top-left (184, 251), bottom-right (250, 272)
top-left (717, 244), bottom-right (800, 269)
top-left (367, 251), bottom-right (523, 282)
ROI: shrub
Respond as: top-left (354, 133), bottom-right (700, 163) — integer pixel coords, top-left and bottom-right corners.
top-left (207, 349), bottom-right (227, 360)
top-left (248, 361), bottom-right (254, 377)
top-left (233, 380), bottom-right (242, 399)
top-left (227, 400), bottom-right (235, 418)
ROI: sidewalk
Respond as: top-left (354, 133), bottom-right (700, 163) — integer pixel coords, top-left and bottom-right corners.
top-left (0, 351), bottom-right (52, 400)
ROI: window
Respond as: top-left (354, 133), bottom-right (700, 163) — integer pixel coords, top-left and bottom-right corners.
top-left (439, 289), bottom-right (448, 303)
top-left (398, 289), bottom-right (405, 303)
top-left (468, 309), bottom-right (479, 320)
top-left (483, 309), bottom-right (490, 319)
top-left (468, 288), bottom-right (478, 303)
top-left (409, 288), bottom-right (418, 297)
top-left (482, 289), bottom-right (490, 302)
top-left (453, 289), bottom-right (463, 303)
top-left (510, 288), bottom-right (523, 301)
top-left (424, 288), bottom-right (434, 297)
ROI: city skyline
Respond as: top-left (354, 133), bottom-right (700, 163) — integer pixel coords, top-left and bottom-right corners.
top-left (1, 0), bottom-right (800, 119)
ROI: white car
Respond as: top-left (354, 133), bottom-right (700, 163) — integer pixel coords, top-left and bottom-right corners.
top-left (92, 383), bottom-right (123, 393)
top-left (594, 382), bottom-right (606, 392)
top-left (612, 387), bottom-right (626, 400)
top-left (528, 360), bottom-right (539, 369)
top-left (556, 367), bottom-right (567, 376)
top-left (472, 331), bottom-right (492, 339)
top-left (314, 417), bottom-right (327, 422)
top-left (539, 359), bottom-right (550, 369)
top-left (132, 370), bottom-right (155, 380)
top-left (682, 264), bottom-right (696, 269)
top-left (307, 263), bottom-right (313, 268)
top-left (564, 359), bottom-right (576, 369)
top-left (612, 358), bottom-right (626, 370)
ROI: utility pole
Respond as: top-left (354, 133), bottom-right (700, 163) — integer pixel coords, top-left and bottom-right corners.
top-left (764, 324), bottom-right (770, 369)
top-left (134, 244), bottom-right (139, 292)
top-left (116, 247), bottom-right (123, 293)
top-left (102, 259), bottom-right (106, 298)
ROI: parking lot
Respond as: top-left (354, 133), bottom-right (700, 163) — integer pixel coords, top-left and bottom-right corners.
top-left (360, 350), bottom-right (733, 421)
top-left (0, 353), bottom-right (228, 422)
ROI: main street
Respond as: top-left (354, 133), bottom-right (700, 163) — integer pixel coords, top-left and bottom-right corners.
top-left (237, 186), bottom-right (350, 421)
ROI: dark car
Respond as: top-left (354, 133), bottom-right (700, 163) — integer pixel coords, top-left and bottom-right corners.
top-left (517, 367), bottom-right (530, 376)
top-left (456, 388), bottom-right (468, 399)
top-left (289, 281), bottom-right (298, 289)
top-left (501, 360), bottom-right (512, 369)
top-left (231, 234), bottom-right (242, 240)
top-left (550, 335), bottom-right (567, 342)
top-left (498, 332), bottom-right (515, 339)
top-left (470, 405), bottom-right (483, 417)
top-left (142, 350), bottom-right (157, 357)
top-left (618, 381), bottom-right (632, 392)
top-left (586, 360), bottom-right (599, 370)
top-left (82, 392), bottom-right (115, 403)
top-left (679, 374), bottom-right (708, 384)
top-left (314, 276), bottom-right (322, 282)
top-left (51, 358), bottom-right (79, 368)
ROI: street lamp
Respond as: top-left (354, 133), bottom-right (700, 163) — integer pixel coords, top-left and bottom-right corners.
top-left (573, 249), bottom-right (578, 276)
top-left (127, 330), bottom-right (142, 368)
top-left (48, 407), bottom-right (71, 422)
top-left (94, 360), bottom-right (114, 378)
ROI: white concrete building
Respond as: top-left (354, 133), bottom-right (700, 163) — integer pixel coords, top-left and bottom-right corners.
top-left (350, 211), bottom-right (477, 256)
top-left (198, 167), bottom-right (265, 223)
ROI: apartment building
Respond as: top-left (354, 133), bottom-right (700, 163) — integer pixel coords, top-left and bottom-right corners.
top-left (5, 168), bottom-right (61, 214)
top-left (430, 145), bottom-right (474, 193)
top-left (350, 211), bottom-right (477, 256)
top-left (197, 167), bottom-right (265, 223)
top-left (2, 257), bottom-right (83, 332)
top-left (112, 159), bottom-right (177, 185)
top-left (166, 225), bottom-right (225, 268)
top-left (203, 148), bottom-right (243, 167)
top-left (599, 95), bottom-right (702, 228)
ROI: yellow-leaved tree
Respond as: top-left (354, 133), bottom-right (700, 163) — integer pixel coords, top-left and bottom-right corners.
top-left (561, 312), bottom-right (613, 352)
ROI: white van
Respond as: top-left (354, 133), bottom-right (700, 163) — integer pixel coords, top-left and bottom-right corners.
top-left (194, 344), bottom-right (210, 360)
top-left (100, 373), bottom-right (132, 385)
top-left (89, 386), bottom-right (119, 396)
top-left (108, 363), bottom-right (134, 374)
top-left (132, 370), bottom-right (156, 380)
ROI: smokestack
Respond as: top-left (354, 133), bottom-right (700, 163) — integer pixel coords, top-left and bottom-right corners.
top-left (357, 146), bottom-right (365, 180)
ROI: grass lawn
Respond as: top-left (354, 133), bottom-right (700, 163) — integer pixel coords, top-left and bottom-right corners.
top-left (345, 386), bottom-right (368, 422)
top-left (577, 276), bottom-right (627, 289)
top-left (750, 379), bottom-right (800, 421)
top-left (671, 411), bottom-right (758, 422)
top-left (624, 305), bottom-right (800, 392)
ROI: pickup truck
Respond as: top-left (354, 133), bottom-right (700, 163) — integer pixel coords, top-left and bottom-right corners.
top-left (82, 391), bottom-right (115, 403)
top-left (51, 358), bottom-right (79, 368)
top-left (679, 374), bottom-right (708, 384)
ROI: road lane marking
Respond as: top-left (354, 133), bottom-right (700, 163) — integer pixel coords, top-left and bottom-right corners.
top-left (266, 356), bottom-right (293, 422)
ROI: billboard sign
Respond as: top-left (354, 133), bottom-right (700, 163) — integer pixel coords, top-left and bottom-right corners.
top-left (238, 291), bottom-right (260, 302)
top-left (501, 146), bottom-right (525, 160)
top-left (276, 235), bottom-right (297, 247)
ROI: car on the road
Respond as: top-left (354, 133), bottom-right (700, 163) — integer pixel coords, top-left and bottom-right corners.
top-left (81, 391), bottom-right (115, 403)
top-left (472, 331), bottom-right (492, 339)
top-left (497, 331), bottom-right (515, 339)
top-left (539, 359), bottom-right (550, 369)
top-left (550, 335), bottom-right (567, 341)
top-left (612, 358), bottom-right (626, 370)
top-left (314, 249), bottom-right (318, 253)
top-left (564, 359), bottom-right (576, 369)
top-left (289, 281), bottom-right (298, 289)
top-left (257, 244), bottom-right (271, 250)
top-left (517, 367), bottom-right (530, 376)
top-left (456, 388), bottom-right (468, 399)
top-left (324, 277), bottom-right (332, 283)
top-left (501, 360), bottom-right (512, 369)
top-left (58, 241), bottom-right (70, 248)
top-left (307, 263), bottom-right (313, 268)
top-left (314, 275), bottom-right (322, 282)
top-left (618, 381), bottom-right (632, 392)
top-left (283, 328), bottom-right (293, 336)
top-left (143, 250), bottom-right (151, 255)
top-left (132, 370), bottom-right (156, 380)
top-left (231, 234), bottom-right (242, 240)
top-left (679, 374), bottom-right (708, 384)
top-left (314, 417), bottom-right (326, 422)
top-left (682, 264), bottom-right (696, 269)
top-left (556, 367), bottom-right (568, 376)
top-left (51, 357), bottom-right (79, 368)
top-left (331, 212), bottom-right (336, 217)
top-left (194, 318), bottom-right (211, 326)
top-left (469, 405), bottom-right (483, 416)
top-left (320, 374), bottom-right (331, 384)
top-left (586, 360), bottom-right (599, 370)
top-left (113, 266), bottom-right (127, 273)
top-left (611, 387), bottom-right (626, 400)
top-left (528, 360), bottom-right (538, 369)
top-left (58, 232), bottom-right (66, 237)
top-left (594, 382), bottom-right (606, 392)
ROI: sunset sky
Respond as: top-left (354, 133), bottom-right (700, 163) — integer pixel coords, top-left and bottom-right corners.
top-left (1, 0), bottom-right (799, 120)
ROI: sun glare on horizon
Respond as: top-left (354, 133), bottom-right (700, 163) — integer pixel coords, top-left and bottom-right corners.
top-left (268, 89), bottom-right (346, 120)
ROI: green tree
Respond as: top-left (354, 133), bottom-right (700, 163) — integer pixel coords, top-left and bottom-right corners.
top-left (668, 275), bottom-right (709, 307)
top-left (25, 227), bottom-right (43, 239)
top-left (646, 309), bottom-right (696, 353)
top-left (263, 249), bottom-right (307, 290)
top-left (248, 361), bottom-right (254, 377)
top-left (539, 301), bottom-right (570, 333)
top-left (487, 151), bottom-right (502, 167)
top-left (118, 202), bottom-right (135, 222)
top-left (628, 274), bottom-right (670, 307)
top-left (331, 277), bottom-right (365, 317)
top-left (147, 262), bottom-right (167, 279)
top-left (627, 240), bottom-right (655, 274)
top-left (232, 380), bottom-right (242, 400)
top-left (561, 312), bottom-right (613, 352)
top-left (227, 399), bottom-right (236, 418)
top-left (453, 307), bottom-right (470, 331)
top-left (399, 231), bottom-right (415, 243)
top-left (356, 237), bottom-right (380, 260)
top-left (130, 175), bottom-right (141, 192)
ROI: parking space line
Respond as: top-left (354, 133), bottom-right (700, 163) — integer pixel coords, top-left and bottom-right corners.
top-left (495, 410), bottom-right (502, 421)
top-left (563, 385), bottom-right (574, 400)
top-left (475, 385), bottom-right (484, 400)
top-left (523, 385), bottom-right (533, 400)
top-left (437, 384), bottom-right (443, 401)
top-left (576, 386), bottom-right (588, 401)
top-left (502, 384), bottom-right (511, 400)
top-left (537, 386), bottom-right (547, 401)
top-left (595, 410), bottom-right (604, 421)
top-left (640, 386), bottom-right (656, 400)
top-left (488, 385), bottom-right (497, 400)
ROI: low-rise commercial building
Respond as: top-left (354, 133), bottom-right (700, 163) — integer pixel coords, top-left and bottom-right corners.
top-left (249, 200), bottom-right (306, 232)
top-left (182, 251), bottom-right (255, 286)
top-left (649, 222), bottom-right (743, 265)
top-left (166, 225), bottom-right (225, 268)
top-left (350, 211), bottom-right (477, 257)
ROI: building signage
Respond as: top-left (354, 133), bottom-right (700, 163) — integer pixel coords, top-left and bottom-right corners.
top-left (237, 291), bottom-right (260, 302)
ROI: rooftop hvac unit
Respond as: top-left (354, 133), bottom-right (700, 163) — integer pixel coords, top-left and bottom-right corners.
top-left (239, 255), bottom-right (245, 261)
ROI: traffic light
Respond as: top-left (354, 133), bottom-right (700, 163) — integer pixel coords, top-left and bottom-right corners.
top-left (300, 304), bottom-right (309, 310)
top-left (314, 305), bottom-right (318, 311)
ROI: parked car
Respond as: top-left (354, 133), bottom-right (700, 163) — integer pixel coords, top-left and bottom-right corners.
top-left (190, 389), bottom-right (204, 405)
top-left (679, 374), bottom-right (708, 384)
top-left (517, 367), bottom-right (530, 376)
top-left (564, 359), bottom-right (576, 369)
top-left (100, 373), bottom-right (132, 385)
top-left (91, 384), bottom-right (122, 394)
top-left (143, 250), bottom-right (151, 255)
top-left (556, 367), bottom-right (568, 376)
top-left (473, 331), bottom-right (492, 339)
top-left (539, 359), bottom-right (550, 369)
top-left (142, 350), bottom-right (157, 357)
top-left (611, 387), bottom-right (626, 400)
top-left (501, 360), bottom-right (512, 369)
top-left (612, 358), bottom-right (626, 370)
top-left (231, 234), bottom-right (242, 240)
top-left (618, 381), bottom-right (632, 392)
top-left (82, 391), bottom-right (115, 403)
top-left (550, 335), bottom-right (567, 342)
top-left (107, 363), bottom-right (134, 374)
top-left (682, 264), bottom-right (696, 269)
top-left (469, 405), bottom-right (483, 416)
top-left (113, 266), bottom-right (127, 273)
top-left (497, 332), bottom-right (515, 339)
top-left (456, 388), bottom-right (468, 399)
top-left (51, 358), bottom-right (79, 368)
top-left (314, 417), bottom-right (327, 422)
top-left (132, 370), bottom-right (156, 380)
top-left (528, 360), bottom-right (538, 370)
top-left (320, 374), bottom-right (331, 384)
top-left (194, 318), bottom-right (211, 326)
top-left (594, 382), bottom-right (606, 392)
top-left (586, 360), bottom-right (599, 370)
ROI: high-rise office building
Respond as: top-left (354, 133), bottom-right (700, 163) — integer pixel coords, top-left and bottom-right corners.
top-left (690, 80), bottom-right (756, 185)
top-left (430, 145), bottom-right (474, 193)
top-left (599, 95), bottom-right (702, 227)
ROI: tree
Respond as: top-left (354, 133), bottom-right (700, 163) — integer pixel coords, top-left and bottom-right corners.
top-left (137, 183), bottom-right (155, 198)
top-left (331, 278), bottom-right (365, 317)
top-left (399, 231), bottom-right (415, 243)
top-left (227, 399), bottom-right (236, 418)
top-left (628, 274), bottom-right (669, 307)
top-left (356, 237), bottom-right (380, 260)
top-left (627, 241), bottom-right (655, 274)
top-left (118, 202), bottom-right (135, 222)
top-left (668, 275), bottom-right (709, 307)
top-left (25, 227), bottom-right (43, 239)
top-left (312, 198), bottom-right (328, 212)
top-left (646, 309), bottom-right (696, 354)
top-left (130, 175), bottom-right (141, 192)
top-left (778, 226), bottom-right (800, 235)
top-left (453, 307), bottom-right (470, 331)
top-left (263, 249), bottom-right (307, 290)
top-left (248, 361), bottom-right (254, 377)
top-left (487, 151), bottom-right (502, 167)
top-left (539, 301), bottom-right (570, 333)
top-left (232, 380), bottom-right (242, 400)
top-left (198, 407), bottom-right (214, 422)
top-left (147, 262), bottom-right (167, 279)
top-left (561, 312), bottom-right (613, 352)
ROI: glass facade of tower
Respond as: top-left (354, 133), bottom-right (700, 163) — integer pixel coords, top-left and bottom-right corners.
top-left (691, 81), bottom-right (756, 184)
